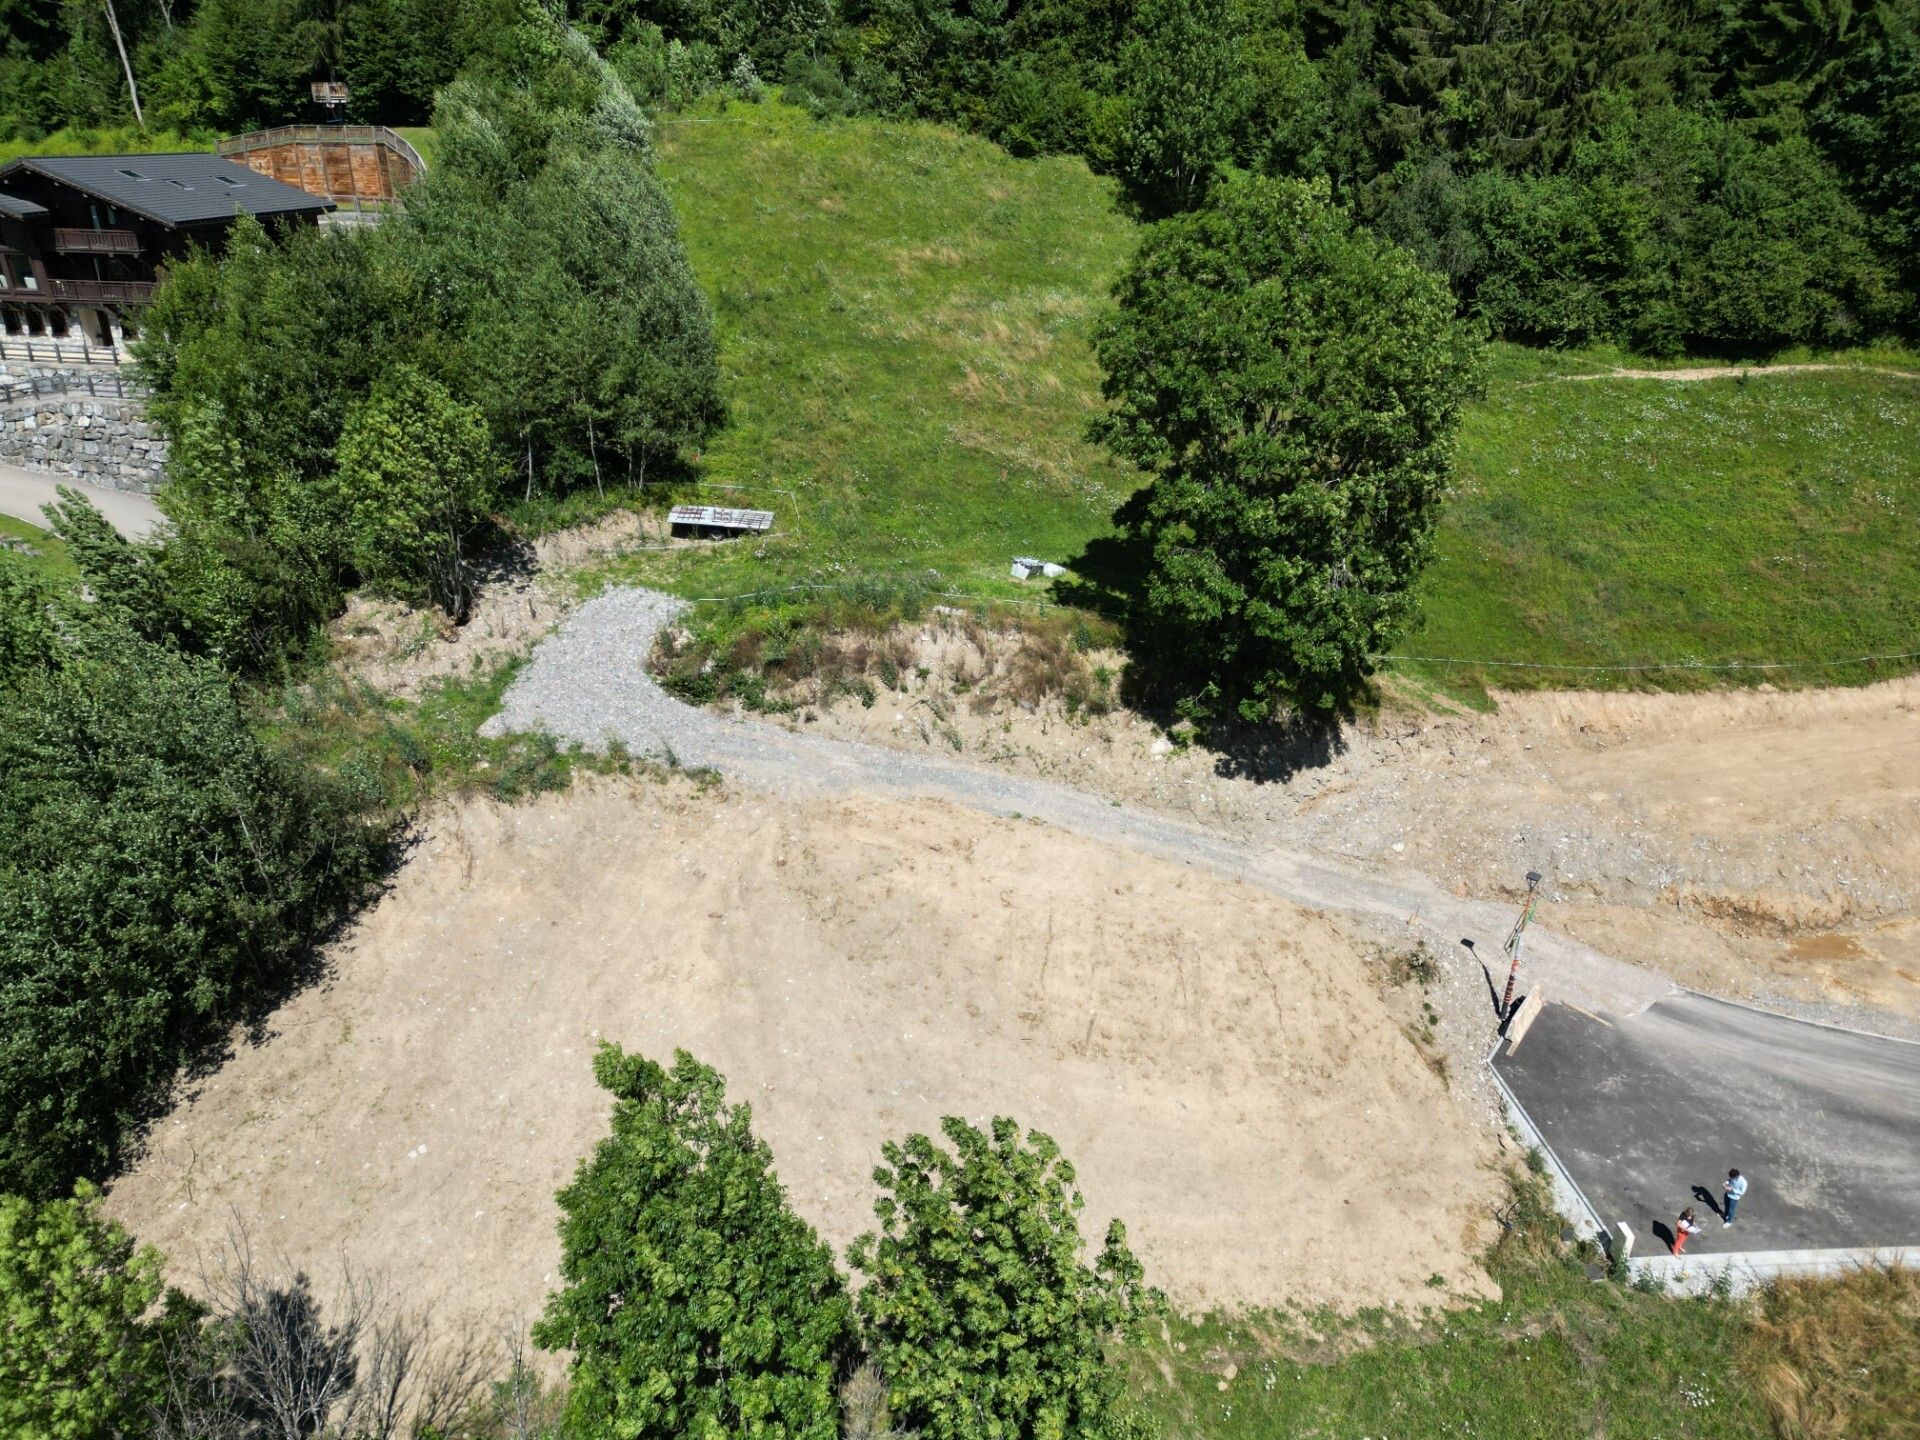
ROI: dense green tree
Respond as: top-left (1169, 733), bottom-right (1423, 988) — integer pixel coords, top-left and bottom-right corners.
top-left (135, 216), bottom-right (436, 664)
top-left (836, 0), bottom-right (1010, 128)
top-left (1811, 1), bottom-right (1920, 320)
top-left (534, 1045), bottom-right (853, 1440)
top-left (340, 0), bottom-right (464, 123)
top-left (0, 549), bottom-right (58, 682)
top-left (0, 623), bottom-right (384, 1196)
top-left (1714, 0), bottom-right (1878, 132)
top-left (851, 1116), bottom-right (1158, 1440)
top-left (0, 1183), bottom-right (197, 1440)
top-left (1234, 19), bottom-right (1330, 180)
top-left (1678, 128), bottom-right (1896, 348)
top-left (1094, 175), bottom-right (1481, 718)
top-left (1111, 0), bottom-right (1250, 211)
top-left (127, 14), bottom-right (718, 667)
top-left (1446, 167), bottom-right (1658, 344)
top-left (466, 140), bottom-right (723, 493)
top-left (332, 365), bottom-right (498, 614)
top-left (146, 0), bottom-right (309, 131)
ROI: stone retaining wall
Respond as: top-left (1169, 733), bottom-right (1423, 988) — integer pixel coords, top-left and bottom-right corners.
top-left (0, 364), bottom-right (167, 494)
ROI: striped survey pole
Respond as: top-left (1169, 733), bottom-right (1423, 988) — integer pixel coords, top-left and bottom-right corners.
top-left (1499, 870), bottom-right (1543, 1024)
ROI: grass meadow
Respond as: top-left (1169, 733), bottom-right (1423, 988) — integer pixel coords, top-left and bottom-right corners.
top-left (0, 513), bottom-right (74, 584)
top-left (1410, 367), bottom-right (1920, 697)
top-left (1131, 1176), bottom-right (1919, 1440)
top-left (617, 99), bottom-right (1137, 602)
top-left (626, 98), bottom-right (1920, 698)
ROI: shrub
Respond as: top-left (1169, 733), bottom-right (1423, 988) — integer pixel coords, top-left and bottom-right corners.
top-left (0, 630), bottom-right (385, 1197)
top-left (0, 1183), bottom-right (196, 1440)
top-left (851, 1116), bottom-right (1160, 1440)
top-left (535, 1045), bottom-right (854, 1440)
top-left (0, 548), bottom-right (56, 681)
top-left (331, 364), bottom-right (498, 617)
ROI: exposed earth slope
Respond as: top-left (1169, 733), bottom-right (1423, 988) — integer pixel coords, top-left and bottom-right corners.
top-left (106, 781), bottom-right (1500, 1335)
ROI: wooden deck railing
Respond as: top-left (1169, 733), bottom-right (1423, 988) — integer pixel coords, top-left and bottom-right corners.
top-left (50, 227), bottom-right (140, 255)
top-left (47, 278), bottom-right (157, 303)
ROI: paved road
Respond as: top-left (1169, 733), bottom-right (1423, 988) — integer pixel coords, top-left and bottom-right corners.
top-left (0, 461), bottom-right (164, 539)
top-left (1496, 995), bottom-right (1920, 1254)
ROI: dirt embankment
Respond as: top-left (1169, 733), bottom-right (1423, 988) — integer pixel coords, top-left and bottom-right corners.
top-left (328, 510), bottom-right (670, 698)
top-left (106, 780), bottom-right (1500, 1339)
top-left (763, 619), bottom-right (1920, 1022)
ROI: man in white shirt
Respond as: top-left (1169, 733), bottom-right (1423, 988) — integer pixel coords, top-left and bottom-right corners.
top-left (1723, 1168), bottom-right (1749, 1227)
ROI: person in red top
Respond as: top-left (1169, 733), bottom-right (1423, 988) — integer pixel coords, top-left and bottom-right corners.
top-left (1672, 1207), bottom-right (1702, 1255)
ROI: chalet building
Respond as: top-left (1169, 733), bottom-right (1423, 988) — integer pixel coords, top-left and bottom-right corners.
top-left (0, 152), bottom-right (332, 351)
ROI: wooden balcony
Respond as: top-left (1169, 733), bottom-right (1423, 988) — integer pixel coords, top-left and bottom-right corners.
top-left (47, 277), bottom-right (157, 304)
top-left (50, 227), bottom-right (141, 255)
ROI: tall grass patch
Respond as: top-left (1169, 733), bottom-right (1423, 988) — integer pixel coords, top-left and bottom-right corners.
top-left (1743, 1263), bottom-right (1920, 1440)
top-left (1129, 1172), bottom-right (1768, 1440)
top-left (654, 581), bottom-right (1120, 719)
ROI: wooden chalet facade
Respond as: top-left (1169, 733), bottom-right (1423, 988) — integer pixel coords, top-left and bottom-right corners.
top-left (0, 152), bottom-right (332, 350)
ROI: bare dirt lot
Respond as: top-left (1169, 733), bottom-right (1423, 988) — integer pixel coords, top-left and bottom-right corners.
top-left (766, 620), bottom-right (1920, 1023)
top-left (107, 780), bottom-right (1500, 1341)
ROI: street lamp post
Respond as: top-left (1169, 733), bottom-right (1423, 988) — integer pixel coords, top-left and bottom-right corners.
top-left (1499, 870), bottom-right (1543, 1023)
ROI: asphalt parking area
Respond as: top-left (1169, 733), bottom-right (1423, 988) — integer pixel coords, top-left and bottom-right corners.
top-left (1492, 992), bottom-right (1920, 1255)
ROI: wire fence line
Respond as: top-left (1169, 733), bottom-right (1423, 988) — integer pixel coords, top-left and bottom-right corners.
top-left (654, 575), bottom-right (1919, 673)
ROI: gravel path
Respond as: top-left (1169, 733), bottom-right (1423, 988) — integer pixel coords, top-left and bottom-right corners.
top-left (483, 588), bottom-right (1674, 1036)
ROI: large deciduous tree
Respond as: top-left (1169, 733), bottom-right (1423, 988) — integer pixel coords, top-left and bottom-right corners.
top-left (850, 1116), bottom-right (1158, 1440)
top-left (1112, 0), bottom-right (1249, 212)
top-left (1094, 174), bottom-right (1482, 720)
top-left (534, 1046), bottom-right (853, 1440)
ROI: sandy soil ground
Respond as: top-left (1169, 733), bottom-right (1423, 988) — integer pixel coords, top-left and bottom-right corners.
top-left (106, 780), bottom-right (1500, 1341)
top-left (765, 621), bottom-right (1920, 1023)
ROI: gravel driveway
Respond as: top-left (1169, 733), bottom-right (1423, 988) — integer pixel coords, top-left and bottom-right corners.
top-left (483, 587), bottom-right (1673, 1028)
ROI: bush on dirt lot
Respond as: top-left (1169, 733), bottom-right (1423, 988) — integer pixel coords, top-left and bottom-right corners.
top-left (852, 1116), bottom-right (1161, 1440)
top-left (535, 1044), bottom-right (854, 1440)
top-left (0, 630), bottom-right (386, 1199)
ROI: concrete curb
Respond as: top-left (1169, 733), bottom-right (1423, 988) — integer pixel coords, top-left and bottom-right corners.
top-left (1482, 1036), bottom-right (1610, 1250)
top-left (1628, 1245), bottom-right (1917, 1297)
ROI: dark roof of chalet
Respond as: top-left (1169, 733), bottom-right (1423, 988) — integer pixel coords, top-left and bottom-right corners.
top-left (0, 152), bottom-right (332, 229)
top-left (0, 190), bottom-right (50, 219)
